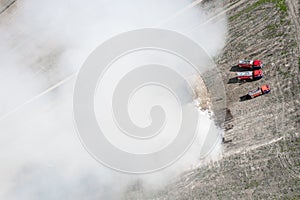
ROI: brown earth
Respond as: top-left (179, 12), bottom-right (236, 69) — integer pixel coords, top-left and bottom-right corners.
top-left (0, 0), bottom-right (299, 199)
top-left (125, 0), bottom-right (300, 199)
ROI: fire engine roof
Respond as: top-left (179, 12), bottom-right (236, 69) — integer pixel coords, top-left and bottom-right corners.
top-left (261, 84), bottom-right (270, 92)
top-left (253, 60), bottom-right (261, 66)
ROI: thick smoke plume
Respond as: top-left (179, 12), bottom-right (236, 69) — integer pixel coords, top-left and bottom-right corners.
top-left (0, 0), bottom-right (227, 199)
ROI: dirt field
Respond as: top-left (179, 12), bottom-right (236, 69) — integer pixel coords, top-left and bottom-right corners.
top-left (0, 0), bottom-right (299, 199)
top-left (125, 0), bottom-right (300, 199)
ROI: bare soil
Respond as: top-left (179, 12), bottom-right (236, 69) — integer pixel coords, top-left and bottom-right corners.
top-left (1, 0), bottom-right (299, 199)
top-left (125, 0), bottom-right (300, 199)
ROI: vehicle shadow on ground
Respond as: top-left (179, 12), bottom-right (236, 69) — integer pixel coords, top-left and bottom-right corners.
top-left (228, 78), bottom-right (258, 84)
top-left (230, 65), bottom-right (249, 72)
top-left (228, 77), bottom-right (238, 84)
top-left (239, 95), bottom-right (251, 102)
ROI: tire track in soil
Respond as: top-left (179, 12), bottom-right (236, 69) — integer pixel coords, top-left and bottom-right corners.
top-left (286, 0), bottom-right (300, 49)
top-left (126, 0), bottom-right (300, 199)
top-left (275, 0), bottom-right (300, 180)
top-left (0, 0), bottom-right (16, 15)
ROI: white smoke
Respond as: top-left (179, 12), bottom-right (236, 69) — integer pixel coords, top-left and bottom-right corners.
top-left (0, 0), bottom-right (227, 199)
